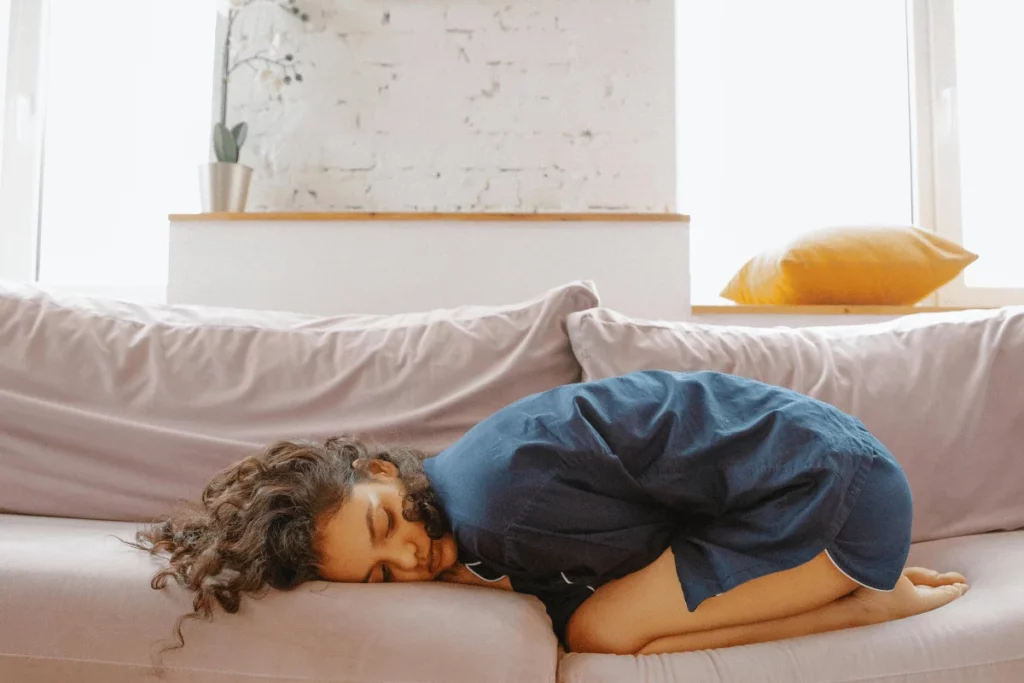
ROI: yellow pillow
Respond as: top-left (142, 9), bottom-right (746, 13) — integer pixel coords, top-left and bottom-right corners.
top-left (721, 225), bottom-right (978, 306)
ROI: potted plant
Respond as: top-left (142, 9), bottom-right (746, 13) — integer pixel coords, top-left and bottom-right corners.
top-left (200, 0), bottom-right (309, 212)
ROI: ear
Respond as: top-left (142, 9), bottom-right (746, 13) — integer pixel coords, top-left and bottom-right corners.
top-left (362, 458), bottom-right (399, 480)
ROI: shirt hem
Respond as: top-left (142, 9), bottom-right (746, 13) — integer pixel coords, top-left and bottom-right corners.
top-left (824, 548), bottom-right (895, 592)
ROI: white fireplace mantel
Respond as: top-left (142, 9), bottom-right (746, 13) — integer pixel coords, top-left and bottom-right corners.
top-left (168, 212), bottom-right (690, 319)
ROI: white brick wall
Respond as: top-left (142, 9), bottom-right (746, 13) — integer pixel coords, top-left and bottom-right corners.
top-left (228, 0), bottom-right (676, 212)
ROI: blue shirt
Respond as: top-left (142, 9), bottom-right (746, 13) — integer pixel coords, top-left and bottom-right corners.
top-left (423, 370), bottom-right (882, 642)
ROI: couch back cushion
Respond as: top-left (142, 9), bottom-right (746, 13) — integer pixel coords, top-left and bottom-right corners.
top-left (0, 281), bottom-right (597, 521)
top-left (567, 306), bottom-right (1024, 543)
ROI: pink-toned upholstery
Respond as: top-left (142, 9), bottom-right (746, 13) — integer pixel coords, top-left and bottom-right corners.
top-left (567, 307), bottom-right (1024, 543)
top-left (0, 514), bottom-right (558, 683)
top-left (0, 280), bottom-right (597, 522)
top-left (559, 531), bottom-right (1024, 683)
top-left (3, 285), bottom-right (1021, 683)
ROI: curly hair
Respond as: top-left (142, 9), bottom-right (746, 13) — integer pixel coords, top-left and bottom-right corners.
top-left (131, 436), bottom-right (446, 654)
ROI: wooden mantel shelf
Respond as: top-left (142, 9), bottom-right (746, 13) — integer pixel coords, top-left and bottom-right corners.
top-left (168, 211), bottom-right (689, 223)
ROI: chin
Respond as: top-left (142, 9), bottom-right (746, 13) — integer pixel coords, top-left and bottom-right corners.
top-left (437, 534), bottom-right (458, 575)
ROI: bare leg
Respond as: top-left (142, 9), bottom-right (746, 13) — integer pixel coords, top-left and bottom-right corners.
top-left (566, 548), bottom-right (861, 655)
top-left (638, 567), bottom-right (968, 655)
top-left (565, 548), bottom-right (966, 656)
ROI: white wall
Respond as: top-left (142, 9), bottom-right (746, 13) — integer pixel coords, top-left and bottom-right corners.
top-left (168, 217), bottom-right (690, 319)
top-left (226, 0), bottom-right (677, 212)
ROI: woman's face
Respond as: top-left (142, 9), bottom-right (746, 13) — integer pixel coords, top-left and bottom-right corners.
top-left (316, 475), bottom-right (458, 584)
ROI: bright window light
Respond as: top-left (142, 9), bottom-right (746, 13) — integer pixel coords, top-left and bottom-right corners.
top-left (953, 0), bottom-right (1024, 288)
top-left (36, 0), bottom-right (215, 289)
top-left (0, 0), bottom-right (11, 171)
top-left (678, 0), bottom-right (913, 304)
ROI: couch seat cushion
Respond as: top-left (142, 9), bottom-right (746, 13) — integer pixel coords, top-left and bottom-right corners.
top-left (558, 531), bottom-right (1024, 683)
top-left (0, 514), bottom-right (558, 683)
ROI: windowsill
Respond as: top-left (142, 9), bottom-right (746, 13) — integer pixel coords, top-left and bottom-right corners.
top-left (691, 304), bottom-right (992, 316)
top-left (31, 284), bottom-right (168, 304)
top-left (168, 211), bottom-right (690, 223)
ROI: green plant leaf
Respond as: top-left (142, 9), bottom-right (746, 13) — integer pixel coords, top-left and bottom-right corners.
top-left (213, 122), bottom-right (239, 163)
top-left (231, 122), bottom-right (249, 149)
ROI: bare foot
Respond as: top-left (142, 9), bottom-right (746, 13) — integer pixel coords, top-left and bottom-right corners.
top-left (841, 566), bottom-right (969, 626)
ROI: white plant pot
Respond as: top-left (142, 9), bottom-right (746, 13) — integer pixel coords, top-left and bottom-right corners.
top-left (199, 162), bottom-right (253, 212)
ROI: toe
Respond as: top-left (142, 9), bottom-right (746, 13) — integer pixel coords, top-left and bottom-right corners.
top-left (904, 567), bottom-right (941, 585)
top-left (940, 572), bottom-right (968, 584)
top-left (904, 567), bottom-right (966, 587)
top-left (913, 583), bottom-right (966, 612)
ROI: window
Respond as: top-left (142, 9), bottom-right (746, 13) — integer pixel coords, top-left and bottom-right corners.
top-left (0, 0), bottom-right (215, 300)
top-left (0, 0), bottom-right (10, 165)
top-left (678, 0), bottom-right (1023, 306)
top-left (2, 1), bottom-right (1019, 307)
top-left (0, 0), bottom-right (45, 283)
top-left (928, 0), bottom-right (1024, 304)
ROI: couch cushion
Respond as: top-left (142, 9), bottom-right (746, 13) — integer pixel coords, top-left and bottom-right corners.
top-left (0, 280), bottom-right (597, 522)
top-left (0, 514), bottom-right (558, 683)
top-left (558, 531), bottom-right (1024, 683)
top-left (567, 307), bottom-right (1024, 543)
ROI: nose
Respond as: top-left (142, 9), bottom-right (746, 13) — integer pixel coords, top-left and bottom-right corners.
top-left (387, 539), bottom-right (421, 572)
